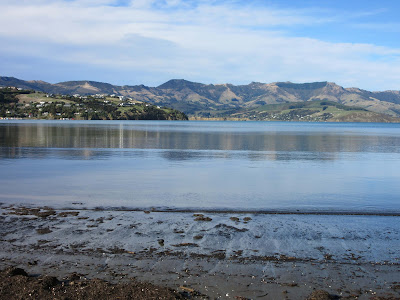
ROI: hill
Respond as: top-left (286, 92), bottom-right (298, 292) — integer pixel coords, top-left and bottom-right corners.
top-left (1, 76), bottom-right (400, 121)
top-left (0, 88), bottom-right (188, 121)
top-left (226, 100), bottom-right (399, 123)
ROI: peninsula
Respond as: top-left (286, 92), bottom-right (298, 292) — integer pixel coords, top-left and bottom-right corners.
top-left (1, 76), bottom-right (400, 122)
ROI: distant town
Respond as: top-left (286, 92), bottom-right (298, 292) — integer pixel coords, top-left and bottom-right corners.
top-left (0, 86), bottom-right (188, 121)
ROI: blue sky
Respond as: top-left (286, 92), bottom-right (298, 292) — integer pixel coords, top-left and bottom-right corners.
top-left (0, 0), bottom-right (399, 90)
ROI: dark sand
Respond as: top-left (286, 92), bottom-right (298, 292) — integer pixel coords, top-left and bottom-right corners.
top-left (1, 205), bottom-right (399, 299)
top-left (0, 266), bottom-right (184, 299)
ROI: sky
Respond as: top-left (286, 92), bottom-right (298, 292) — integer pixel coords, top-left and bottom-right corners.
top-left (0, 0), bottom-right (400, 90)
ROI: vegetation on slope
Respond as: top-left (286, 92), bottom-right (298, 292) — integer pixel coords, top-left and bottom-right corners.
top-left (0, 88), bottom-right (188, 121)
top-left (205, 100), bottom-right (399, 122)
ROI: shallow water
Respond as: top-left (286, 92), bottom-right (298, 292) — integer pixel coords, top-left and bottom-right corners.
top-left (1, 120), bottom-right (400, 213)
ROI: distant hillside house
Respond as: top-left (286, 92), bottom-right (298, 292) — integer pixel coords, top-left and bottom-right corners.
top-left (119, 102), bottom-right (133, 107)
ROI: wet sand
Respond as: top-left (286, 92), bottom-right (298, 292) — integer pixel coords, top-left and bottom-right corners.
top-left (0, 205), bottom-right (399, 299)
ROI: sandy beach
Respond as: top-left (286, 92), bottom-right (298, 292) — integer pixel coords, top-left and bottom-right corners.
top-left (0, 204), bottom-right (399, 299)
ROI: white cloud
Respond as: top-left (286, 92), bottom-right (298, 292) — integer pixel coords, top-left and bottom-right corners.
top-left (0, 0), bottom-right (399, 90)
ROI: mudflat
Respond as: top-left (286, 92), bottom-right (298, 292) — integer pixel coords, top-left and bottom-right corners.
top-left (0, 205), bottom-right (399, 299)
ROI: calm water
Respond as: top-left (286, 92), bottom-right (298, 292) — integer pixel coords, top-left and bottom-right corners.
top-left (1, 120), bottom-right (400, 213)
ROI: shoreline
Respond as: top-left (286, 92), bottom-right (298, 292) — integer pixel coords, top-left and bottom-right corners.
top-left (58, 207), bottom-right (400, 217)
top-left (2, 117), bottom-right (400, 123)
top-left (2, 203), bottom-right (400, 217)
top-left (1, 205), bottom-right (399, 299)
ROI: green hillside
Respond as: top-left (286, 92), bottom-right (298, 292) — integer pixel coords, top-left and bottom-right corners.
top-left (0, 89), bottom-right (188, 121)
top-left (228, 100), bottom-right (399, 122)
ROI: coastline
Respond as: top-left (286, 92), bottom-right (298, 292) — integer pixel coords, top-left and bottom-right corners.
top-left (1, 205), bottom-right (399, 299)
top-left (2, 117), bottom-right (400, 123)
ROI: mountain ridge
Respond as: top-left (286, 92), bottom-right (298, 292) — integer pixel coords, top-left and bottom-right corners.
top-left (1, 76), bottom-right (400, 118)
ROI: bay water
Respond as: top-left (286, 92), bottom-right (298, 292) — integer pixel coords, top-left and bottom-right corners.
top-left (1, 120), bottom-right (399, 213)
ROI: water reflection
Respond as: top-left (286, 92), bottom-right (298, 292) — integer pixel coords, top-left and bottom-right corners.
top-left (1, 121), bottom-right (400, 161)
